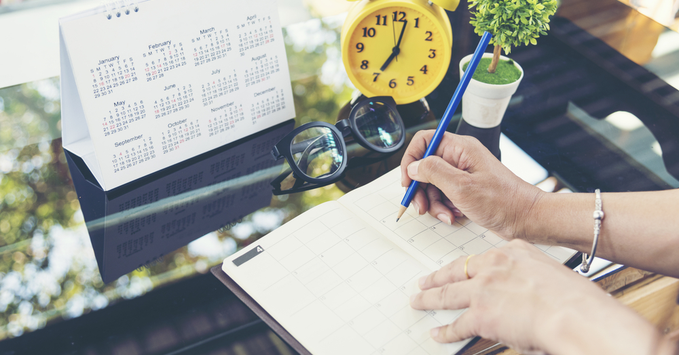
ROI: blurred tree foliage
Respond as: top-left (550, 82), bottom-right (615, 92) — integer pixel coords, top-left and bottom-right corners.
top-left (0, 16), bottom-right (353, 340)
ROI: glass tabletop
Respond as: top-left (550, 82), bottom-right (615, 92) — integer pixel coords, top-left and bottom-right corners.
top-left (1, 0), bottom-right (678, 353)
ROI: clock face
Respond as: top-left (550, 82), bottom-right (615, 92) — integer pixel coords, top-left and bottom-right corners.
top-left (344, 4), bottom-right (450, 105)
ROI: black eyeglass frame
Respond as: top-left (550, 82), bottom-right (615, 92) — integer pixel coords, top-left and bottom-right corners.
top-left (336, 96), bottom-right (406, 154)
top-left (271, 120), bottom-right (348, 193)
top-left (270, 96), bottom-right (406, 194)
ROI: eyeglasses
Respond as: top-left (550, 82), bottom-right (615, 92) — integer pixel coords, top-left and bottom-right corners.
top-left (270, 96), bottom-right (405, 195)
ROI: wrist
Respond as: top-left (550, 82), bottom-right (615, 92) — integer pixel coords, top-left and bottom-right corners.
top-left (521, 191), bottom-right (593, 250)
top-left (656, 335), bottom-right (678, 355)
top-left (515, 187), bottom-right (548, 243)
top-left (538, 291), bottom-right (661, 355)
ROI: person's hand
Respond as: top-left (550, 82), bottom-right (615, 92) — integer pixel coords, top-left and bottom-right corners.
top-left (409, 240), bottom-right (663, 354)
top-left (400, 131), bottom-right (542, 240)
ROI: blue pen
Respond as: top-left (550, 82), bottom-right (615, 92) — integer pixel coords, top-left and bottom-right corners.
top-left (397, 31), bottom-right (492, 222)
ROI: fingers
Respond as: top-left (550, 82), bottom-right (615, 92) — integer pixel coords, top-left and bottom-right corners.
top-left (407, 156), bottom-right (470, 200)
top-left (410, 281), bottom-right (473, 311)
top-left (426, 184), bottom-right (454, 225)
top-left (401, 130), bottom-right (435, 187)
top-left (430, 310), bottom-right (478, 343)
top-left (411, 187), bottom-right (429, 215)
top-left (419, 255), bottom-right (477, 290)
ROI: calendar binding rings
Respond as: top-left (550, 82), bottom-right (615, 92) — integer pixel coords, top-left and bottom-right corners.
top-left (104, 0), bottom-right (140, 20)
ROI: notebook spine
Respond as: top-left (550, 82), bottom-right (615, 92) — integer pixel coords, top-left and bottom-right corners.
top-left (103, 0), bottom-right (139, 20)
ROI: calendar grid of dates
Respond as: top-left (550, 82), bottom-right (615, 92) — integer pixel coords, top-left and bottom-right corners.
top-left (201, 71), bottom-right (240, 107)
top-left (153, 85), bottom-right (194, 119)
top-left (208, 103), bottom-right (245, 137)
top-left (237, 15), bottom-right (275, 56)
top-left (244, 55), bottom-right (280, 87)
top-left (92, 57), bottom-right (138, 99)
top-left (161, 119), bottom-right (202, 154)
top-left (192, 28), bottom-right (233, 66)
top-left (103, 100), bottom-right (147, 137)
top-left (117, 233), bottom-right (155, 258)
top-left (250, 89), bottom-right (286, 125)
top-left (144, 42), bottom-right (187, 82)
top-left (112, 137), bottom-right (157, 174)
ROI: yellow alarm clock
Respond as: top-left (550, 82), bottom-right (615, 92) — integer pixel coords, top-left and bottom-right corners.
top-left (341, 0), bottom-right (458, 105)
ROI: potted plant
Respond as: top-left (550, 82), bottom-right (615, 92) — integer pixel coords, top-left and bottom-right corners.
top-left (456, 0), bottom-right (557, 159)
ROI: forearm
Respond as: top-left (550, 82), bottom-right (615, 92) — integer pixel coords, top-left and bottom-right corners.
top-left (540, 293), bottom-right (668, 355)
top-left (524, 189), bottom-right (679, 277)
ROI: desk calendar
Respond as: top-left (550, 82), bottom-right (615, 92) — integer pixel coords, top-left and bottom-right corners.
top-left (60, 0), bottom-right (295, 191)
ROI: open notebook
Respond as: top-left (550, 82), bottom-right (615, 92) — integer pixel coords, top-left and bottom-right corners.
top-left (219, 167), bottom-right (575, 355)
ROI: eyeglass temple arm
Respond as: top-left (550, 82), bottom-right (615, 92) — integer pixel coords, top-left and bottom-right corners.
top-left (273, 141), bottom-right (325, 159)
top-left (271, 145), bottom-right (284, 160)
top-left (271, 141), bottom-right (325, 190)
top-left (335, 119), bottom-right (352, 138)
top-left (270, 166), bottom-right (307, 191)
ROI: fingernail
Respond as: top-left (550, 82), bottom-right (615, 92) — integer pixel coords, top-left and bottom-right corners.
top-left (412, 201), bottom-right (421, 214)
top-left (407, 161), bottom-right (420, 177)
top-left (437, 213), bottom-right (452, 225)
top-left (430, 327), bottom-right (440, 338)
top-left (409, 294), bottom-right (416, 304)
top-left (418, 276), bottom-right (426, 288)
top-left (452, 208), bottom-right (462, 217)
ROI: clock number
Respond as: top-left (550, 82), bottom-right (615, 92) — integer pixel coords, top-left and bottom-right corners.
top-left (356, 43), bottom-right (364, 53)
top-left (429, 49), bottom-right (436, 58)
top-left (375, 15), bottom-right (387, 26)
top-left (407, 76), bottom-right (414, 86)
top-left (362, 27), bottom-right (376, 38)
top-left (361, 60), bottom-right (369, 70)
top-left (389, 79), bottom-right (397, 88)
top-left (420, 65), bottom-right (428, 74)
top-left (425, 31), bottom-right (433, 41)
top-left (373, 72), bottom-right (380, 82)
top-left (414, 17), bottom-right (420, 28)
top-left (392, 11), bottom-right (406, 22)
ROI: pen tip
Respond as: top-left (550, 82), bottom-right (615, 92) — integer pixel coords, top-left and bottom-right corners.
top-left (396, 218), bottom-right (400, 222)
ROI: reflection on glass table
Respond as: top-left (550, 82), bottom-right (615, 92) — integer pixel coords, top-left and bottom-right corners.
top-left (66, 120), bottom-right (294, 283)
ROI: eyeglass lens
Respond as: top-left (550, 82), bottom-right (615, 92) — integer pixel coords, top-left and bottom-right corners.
top-left (291, 127), bottom-right (344, 179)
top-left (354, 101), bottom-right (403, 150)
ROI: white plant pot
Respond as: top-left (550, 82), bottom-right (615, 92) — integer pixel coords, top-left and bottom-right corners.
top-left (459, 53), bottom-right (524, 128)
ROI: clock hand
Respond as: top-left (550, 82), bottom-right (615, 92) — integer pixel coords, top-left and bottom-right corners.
top-left (391, 17), bottom-right (397, 47)
top-left (395, 19), bottom-right (407, 48)
top-left (380, 20), bottom-right (407, 71)
top-left (394, 19), bottom-right (407, 63)
top-left (380, 50), bottom-right (399, 71)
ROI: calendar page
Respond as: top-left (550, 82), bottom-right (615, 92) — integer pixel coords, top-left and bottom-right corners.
top-left (60, 0), bottom-right (294, 191)
top-left (223, 168), bottom-right (576, 355)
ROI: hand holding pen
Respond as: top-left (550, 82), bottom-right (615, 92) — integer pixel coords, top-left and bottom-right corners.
top-left (396, 31), bottom-right (492, 221)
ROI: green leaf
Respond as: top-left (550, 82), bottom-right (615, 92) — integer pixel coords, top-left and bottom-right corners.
top-left (468, 0), bottom-right (556, 52)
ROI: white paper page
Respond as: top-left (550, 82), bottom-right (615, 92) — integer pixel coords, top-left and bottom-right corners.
top-left (223, 202), bottom-right (471, 355)
top-left (59, 0), bottom-right (294, 190)
top-left (338, 168), bottom-right (577, 270)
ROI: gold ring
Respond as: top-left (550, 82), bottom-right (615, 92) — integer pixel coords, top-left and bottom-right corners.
top-left (464, 254), bottom-right (475, 279)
